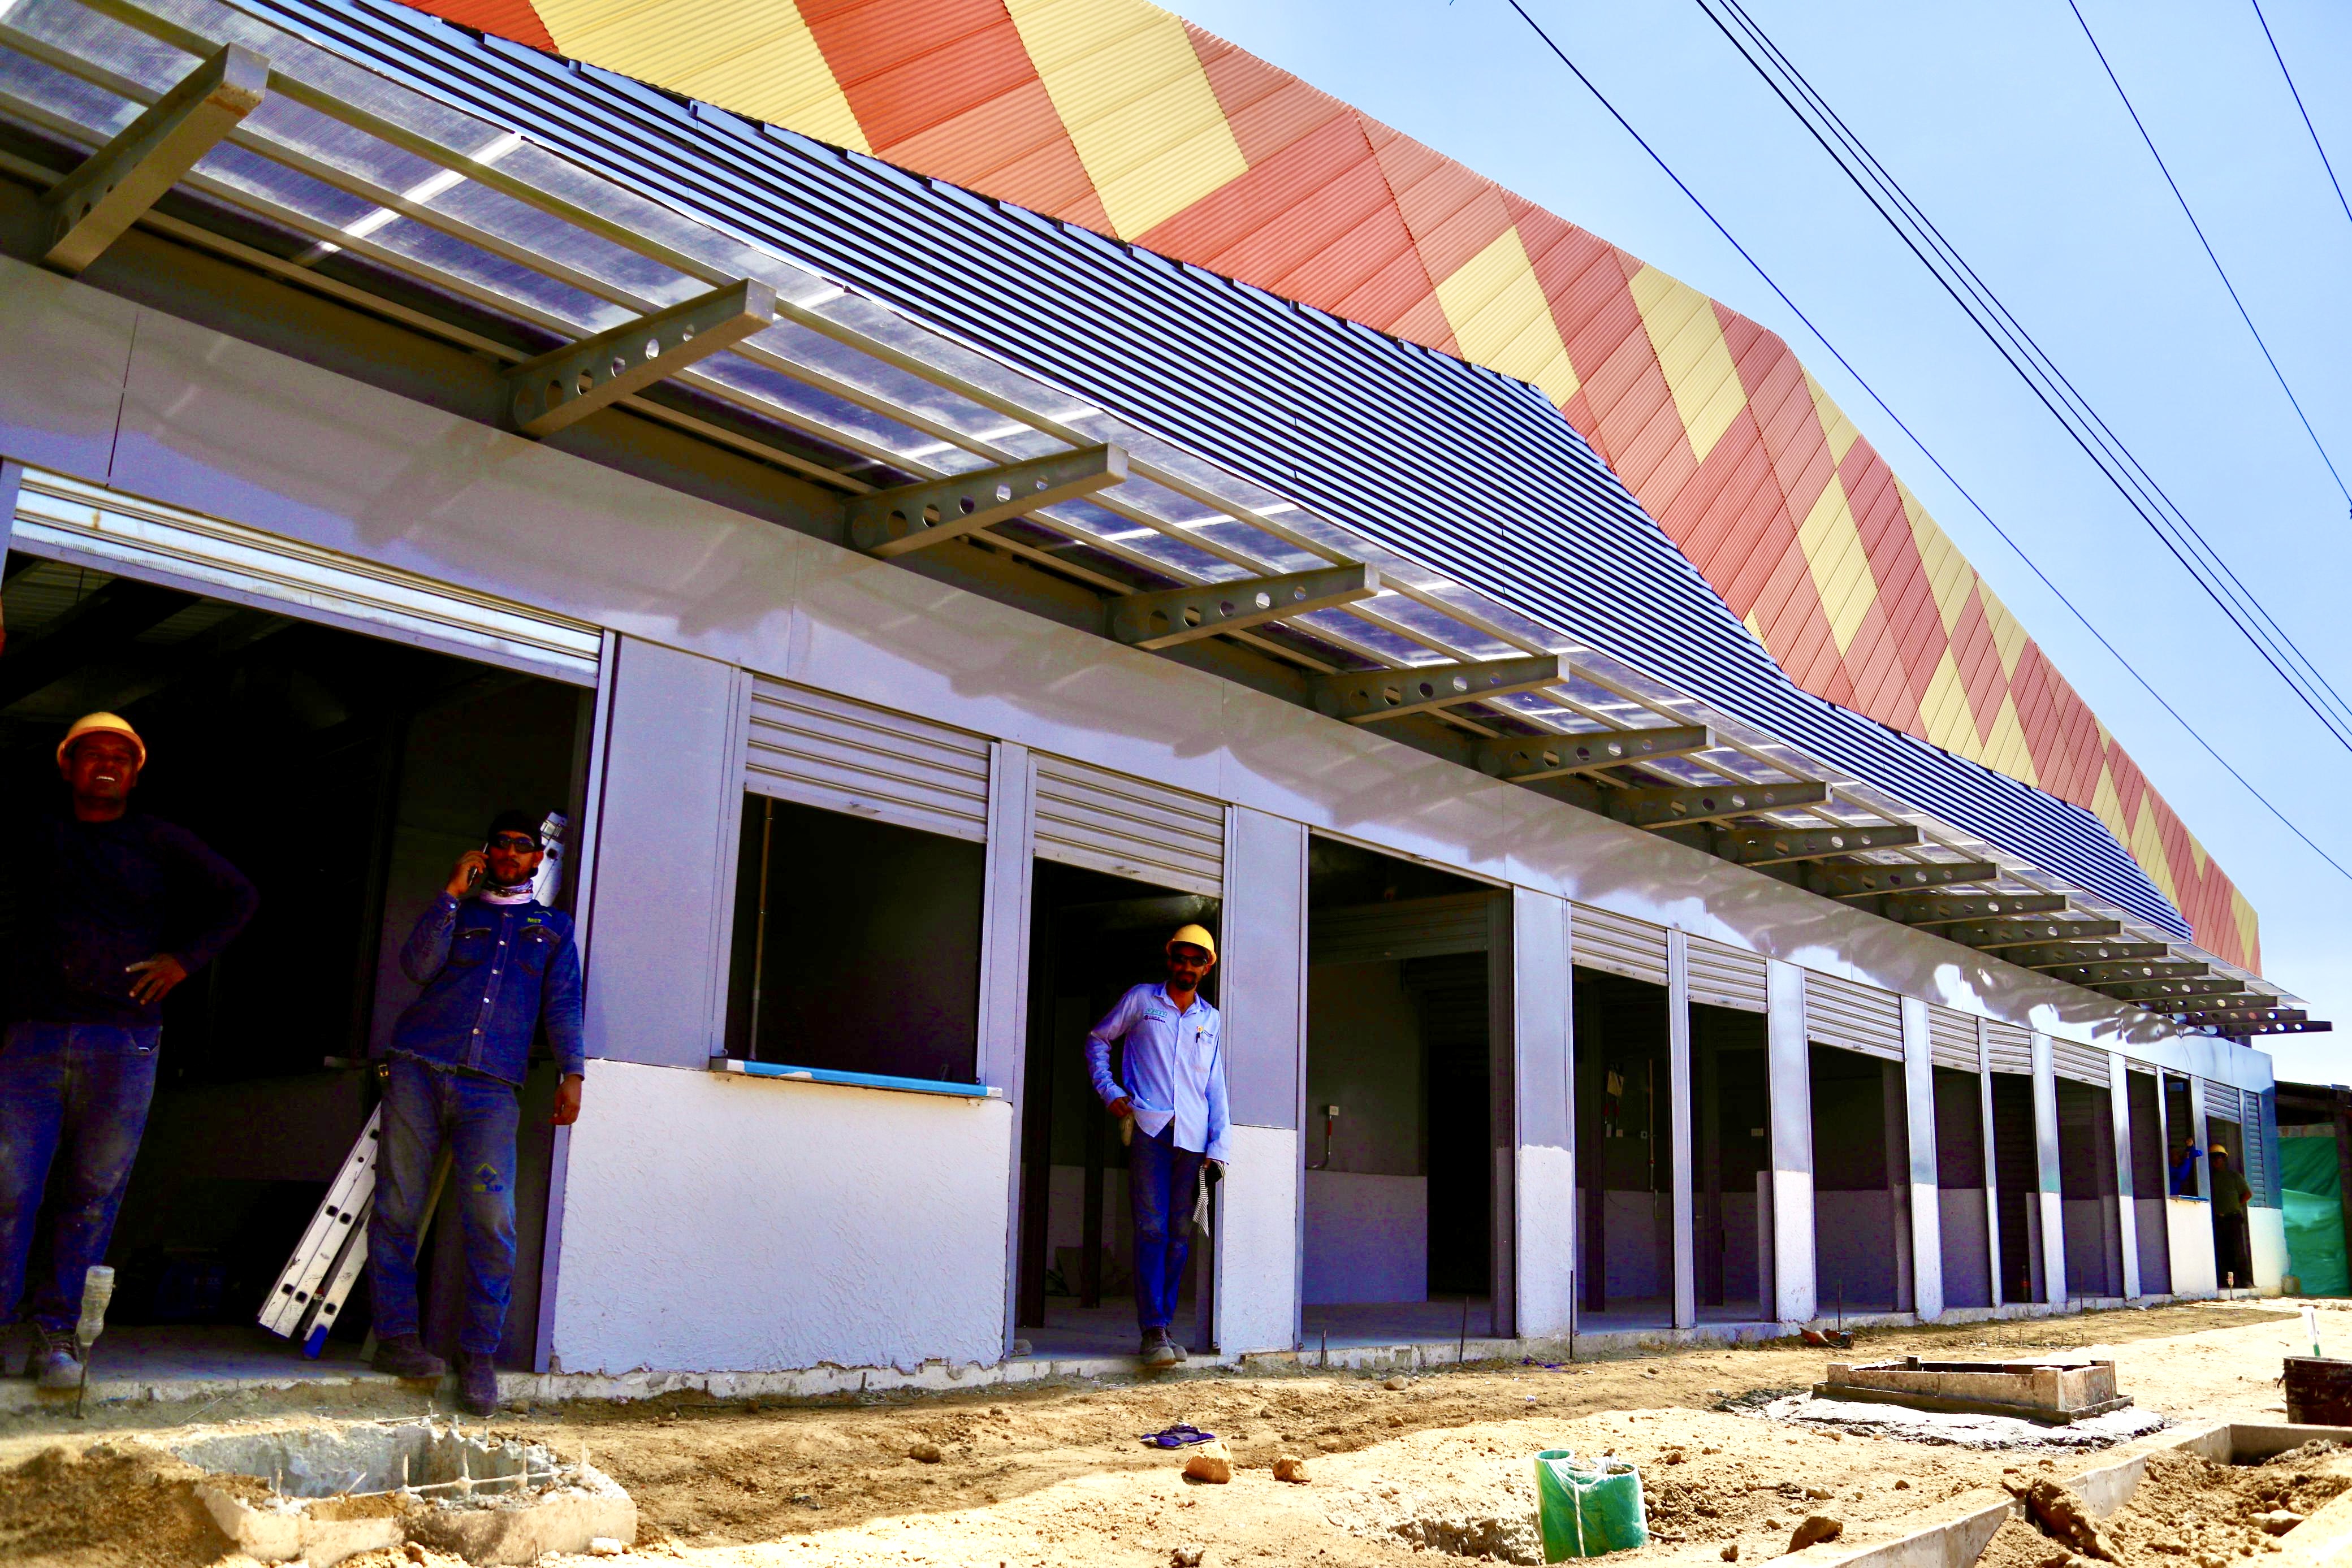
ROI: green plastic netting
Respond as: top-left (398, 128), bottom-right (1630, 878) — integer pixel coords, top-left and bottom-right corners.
top-left (2281, 1135), bottom-right (2349, 1297)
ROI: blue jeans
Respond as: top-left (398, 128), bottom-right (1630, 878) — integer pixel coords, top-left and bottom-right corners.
top-left (1129, 1125), bottom-right (1204, 1334)
top-left (367, 1056), bottom-right (519, 1356)
top-left (0, 1022), bottom-right (160, 1334)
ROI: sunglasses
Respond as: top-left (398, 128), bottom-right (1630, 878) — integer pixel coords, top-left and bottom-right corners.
top-left (487, 834), bottom-right (541, 852)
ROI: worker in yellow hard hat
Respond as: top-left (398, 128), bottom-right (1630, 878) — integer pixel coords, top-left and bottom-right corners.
top-left (2210, 1142), bottom-right (2252, 1288)
top-left (1086, 922), bottom-right (1226, 1368)
top-left (2, 713), bottom-right (257, 1390)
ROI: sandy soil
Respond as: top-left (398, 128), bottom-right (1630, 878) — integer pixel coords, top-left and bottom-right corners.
top-left (0, 1300), bottom-right (2336, 1568)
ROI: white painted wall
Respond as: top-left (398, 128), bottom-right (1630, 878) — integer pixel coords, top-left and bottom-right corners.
top-left (1215, 1125), bottom-right (1299, 1354)
top-left (2252, 1209), bottom-right (2288, 1293)
top-left (2168, 1198), bottom-right (2218, 1296)
top-left (551, 1063), bottom-right (1013, 1372)
top-left (1517, 1144), bottom-right (1577, 1336)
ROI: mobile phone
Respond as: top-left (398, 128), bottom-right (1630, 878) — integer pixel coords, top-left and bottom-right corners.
top-left (464, 847), bottom-right (486, 893)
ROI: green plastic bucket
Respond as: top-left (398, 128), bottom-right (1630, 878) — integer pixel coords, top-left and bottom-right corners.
top-left (1534, 1450), bottom-right (1649, 1561)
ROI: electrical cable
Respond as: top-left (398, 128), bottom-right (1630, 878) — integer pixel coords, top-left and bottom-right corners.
top-left (2249, 0), bottom-right (2352, 236)
top-left (1498, 0), bottom-right (2352, 882)
top-left (1684, 0), bottom-right (2352, 755)
top-left (2065, 0), bottom-right (2351, 511)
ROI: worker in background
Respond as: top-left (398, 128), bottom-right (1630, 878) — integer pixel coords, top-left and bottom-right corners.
top-left (1087, 924), bottom-right (1226, 1369)
top-left (368, 811), bottom-right (583, 1415)
top-left (2170, 1139), bottom-right (2202, 1197)
top-left (2211, 1143), bottom-right (2254, 1287)
top-left (0, 713), bottom-right (257, 1389)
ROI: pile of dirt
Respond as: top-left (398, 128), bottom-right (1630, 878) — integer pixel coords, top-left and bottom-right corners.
top-left (1982, 1448), bottom-right (2352, 1568)
top-left (0, 1441), bottom-right (229, 1568)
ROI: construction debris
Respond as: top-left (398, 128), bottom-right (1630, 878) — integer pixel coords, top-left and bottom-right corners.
top-left (1273, 1455), bottom-right (1310, 1484)
top-left (1182, 1441), bottom-right (1234, 1484)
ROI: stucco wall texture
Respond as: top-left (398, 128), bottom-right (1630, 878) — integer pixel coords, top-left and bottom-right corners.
top-left (392, 0), bottom-right (2258, 972)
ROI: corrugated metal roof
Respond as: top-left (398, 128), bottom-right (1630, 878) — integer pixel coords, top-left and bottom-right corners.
top-left (175, 0), bottom-right (2188, 937)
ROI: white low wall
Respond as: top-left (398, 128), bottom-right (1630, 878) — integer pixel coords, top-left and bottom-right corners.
top-left (1216, 1125), bottom-right (1299, 1356)
top-left (550, 1062), bottom-right (1013, 1373)
top-left (1517, 1145), bottom-right (1577, 1336)
top-left (2252, 1207), bottom-right (2288, 1293)
top-left (2168, 1197), bottom-right (2217, 1297)
top-left (1303, 1169), bottom-right (1426, 1305)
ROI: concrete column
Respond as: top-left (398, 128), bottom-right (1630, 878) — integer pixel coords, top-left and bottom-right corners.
top-left (1217, 807), bottom-right (1307, 1355)
top-left (983, 743), bottom-right (1035, 1355)
top-left (1899, 999), bottom-right (1943, 1320)
top-left (1514, 888), bottom-right (1575, 1338)
top-left (1978, 1020), bottom-right (2003, 1308)
top-left (2032, 1034), bottom-right (2068, 1305)
top-left (2110, 1052), bottom-right (2141, 1300)
top-left (1766, 960), bottom-right (1814, 1323)
top-left (1667, 929), bottom-right (1696, 1329)
top-left (2189, 1078), bottom-right (2212, 1201)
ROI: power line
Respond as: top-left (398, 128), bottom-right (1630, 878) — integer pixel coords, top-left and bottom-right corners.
top-left (1684, 0), bottom-right (2352, 758)
top-left (2065, 0), bottom-right (2351, 511)
top-left (2249, 0), bottom-right (2352, 235)
top-left (1495, 0), bottom-right (2352, 882)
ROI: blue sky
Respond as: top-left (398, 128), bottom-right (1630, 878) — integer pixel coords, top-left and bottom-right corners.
top-left (1171, 0), bottom-right (2352, 1081)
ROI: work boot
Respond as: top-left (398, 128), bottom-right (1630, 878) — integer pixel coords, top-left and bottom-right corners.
top-left (32, 1331), bottom-right (81, 1392)
top-left (456, 1351), bottom-right (500, 1417)
top-left (371, 1332), bottom-right (447, 1380)
top-left (1139, 1329), bottom-right (1181, 1370)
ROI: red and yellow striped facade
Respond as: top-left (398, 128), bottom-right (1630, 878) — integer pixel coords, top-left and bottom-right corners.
top-left (403, 0), bottom-right (2260, 971)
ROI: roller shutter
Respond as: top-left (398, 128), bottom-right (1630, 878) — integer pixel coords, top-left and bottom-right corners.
top-left (1032, 755), bottom-right (1225, 896)
top-left (1686, 937), bottom-right (1767, 1012)
top-left (1571, 904), bottom-right (1668, 986)
top-left (1928, 1006), bottom-right (1982, 1072)
top-left (1985, 1023), bottom-right (2034, 1075)
top-left (745, 678), bottom-right (991, 842)
top-left (1311, 893), bottom-right (1492, 966)
top-left (14, 467), bottom-right (602, 683)
top-left (1805, 973), bottom-right (1903, 1060)
top-left (2050, 1039), bottom-right (2110, 1088)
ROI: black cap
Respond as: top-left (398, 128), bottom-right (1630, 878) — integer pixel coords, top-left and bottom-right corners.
top-left (486, 809), bottom-right (543, 848)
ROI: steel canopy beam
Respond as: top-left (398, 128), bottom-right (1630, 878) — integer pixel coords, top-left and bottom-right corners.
top-left (2205, 1019), bottom-right (2332, 1036)
top-left (1313, 653), bottom-right (1570, 724)
top-left (1809, 860), bottom-right (1999, 898)
top-left (42, 43), bottom-right (268, 273)
top-left (2040, 958), bottom-right (2210, 987)
top-left (1477, 724), bottom-right (1714, 782)
top-left (1878, 893), bottom-right (2070, 925)
top-left (2007, 941), bottom-right (2171, 969)
top-left (1940, 918), bottom-right (2124, 949)
top-left (1108, 564), bottom-right (1377, 650)
top-left (2161, 1006), bottom-right (2305, 1028)
top-left (1715, 824), bottom-right (1919, 865)
top-left (849, 444), bottom-right (1127, 557)
top-left (506, 280), bottom-right (776, 438)
top-left (2095, 977), bottom-right (2249, 1002)
top-left (1609, 781), bottom-right (1829, 830)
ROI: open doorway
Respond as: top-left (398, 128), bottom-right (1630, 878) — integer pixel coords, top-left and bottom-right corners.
top-left (1303, 837), bottom-right (1508, 1346)
top-left (1990, 1072), bottom-right (2044, 1302)
top-left (2, 549), bottom-right (590, 1376)
top-left (1810, 1046), bottom-right (1910, 1316)
top-left (1014, 863), bottom-right (1218, 1357)
top-left (2057, 1078), bottom-right (2125, 1301)
top-left (1572, 970), bottom-right (1670, 1328)
top-left (1693, 1004), bottom-right (1769, 1323)
top-left (2128, 1070), bottom-right (2169, 1294)
top-left (1934, 1065), bottom-right (1994, 1309)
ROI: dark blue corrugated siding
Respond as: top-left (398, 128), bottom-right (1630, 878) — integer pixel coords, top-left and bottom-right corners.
top-left (241, 0), bottom-right (2188, 938)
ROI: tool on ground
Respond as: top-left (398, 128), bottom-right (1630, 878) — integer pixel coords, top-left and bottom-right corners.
top-left (1139, 1424), bottom-right (1218, 1448)
top-left (74, 1264), bottom-right (114, 1418)
top-left (1534, 1450), bottom-right (1648, 1560)
top-left (2306, 1303), bottom-right (2323, 1358)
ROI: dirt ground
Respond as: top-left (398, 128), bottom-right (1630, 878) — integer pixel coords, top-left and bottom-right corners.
top-left (0, 1300), bottom-right (2337, 1568)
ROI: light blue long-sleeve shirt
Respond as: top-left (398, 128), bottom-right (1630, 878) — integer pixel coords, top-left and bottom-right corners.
top-left (1086, 983), bottom-right (1229, 1162)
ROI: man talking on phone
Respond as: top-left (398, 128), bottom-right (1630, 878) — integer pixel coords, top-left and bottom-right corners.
top-left (368, 811), bottom-right (583, 1414)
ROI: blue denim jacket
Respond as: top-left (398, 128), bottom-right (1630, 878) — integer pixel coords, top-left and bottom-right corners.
top-left (386, 894), bottom-right (585, 1085)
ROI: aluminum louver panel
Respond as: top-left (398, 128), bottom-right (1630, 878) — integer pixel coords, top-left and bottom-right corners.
top-left (745, 678), bottom-right (990, 842)
top-left (1686, 937), bottom-right (1767, 1012)
top-left (2050, 1040), bottom-right (2110, 1088)
top-left (1985, 1023), bottom-right (2034, 1075)
top-left (1928, 1007), bottom-right (1982, 1072)
top-left (1571, 905), bottom-right (1668, 986)
top-left (2205, 1078), bottom-right (2245, 1124)
top-left (1033, 755), bottom-right (1224, 896)
top-left (1804, 973), bottom-right (1904, 1060)
top-left (14, 467), bottom-right (602, 683)
top-left (1311, 893), bottom-right (1492, 967)
top-left (2242, 1089), bottom-right (2270, 1205)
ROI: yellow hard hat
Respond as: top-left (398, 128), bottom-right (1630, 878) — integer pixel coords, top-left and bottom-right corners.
top-left (1167, 923), bottom-right (1217, 961)
top-left (57, 712), bottom-right (145, 769)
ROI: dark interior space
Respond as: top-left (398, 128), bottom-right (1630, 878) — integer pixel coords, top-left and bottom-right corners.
top-left (1304, 836), bottom-right (1505, 1340)
top-left (2164, 1074), bottom-right (2199, 1193)
top-left (1015, 861), bottom-right (1218, 1346)
top-left (1990, 1071), bottom-right (2043, 1302)
top-left (2056, 1078), bottom-right (2124, 1299)
top-left (724, 795), bottom-right (985, 1084)
top-left (1693, 1004), bottom-right (1769, 1319)
top-left (2129, 1069), bottom-right (2171, 1293)
top-left (1932, 1064), bottom-right (1992, 1309)
top-left (1572, 969), bottom-right (1671, 1324)
top-left (2, 551), bottom-right (586, 1368)
top-left (1809, 1045), bottom-right (1908, 1314)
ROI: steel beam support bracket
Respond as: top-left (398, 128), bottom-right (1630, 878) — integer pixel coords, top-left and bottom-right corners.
top-left (1476, 724), bottom-right (1713, 782)
top-left (506, 279), bottom-right (776, 438)
top-left (849, 444), bottom-right (1127, 557)
top-left (2096, 977), bottom-right (2248, 1003)
top-left (1108, 564), bottom-right (1376, 651)
top-left (2039, 958), bottom-right (2208, 986)
top-left (2161, 1007), bottom-right (2305, 1029)
top-left (42, 42), bottom-right (269, 274)
top-left (1941, 917), bottom-right (2124, 950)
top-left (1611, 781), bottom-right (1828, 830)
top-left (1312, 653), bottom-right (1570, 724)
top-left (1808, 860), bottom-right (1998, 898)
top-left (2008, 940), bottom-right (2170, 969)
top-left (1877, 893), bottom-right (2069, 924)
top-left (1714, 824), bottom-right (1919, 865)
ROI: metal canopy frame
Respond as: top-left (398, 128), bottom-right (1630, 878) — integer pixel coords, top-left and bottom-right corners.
top-left (0, 0), bottom-right (2297, 1027)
